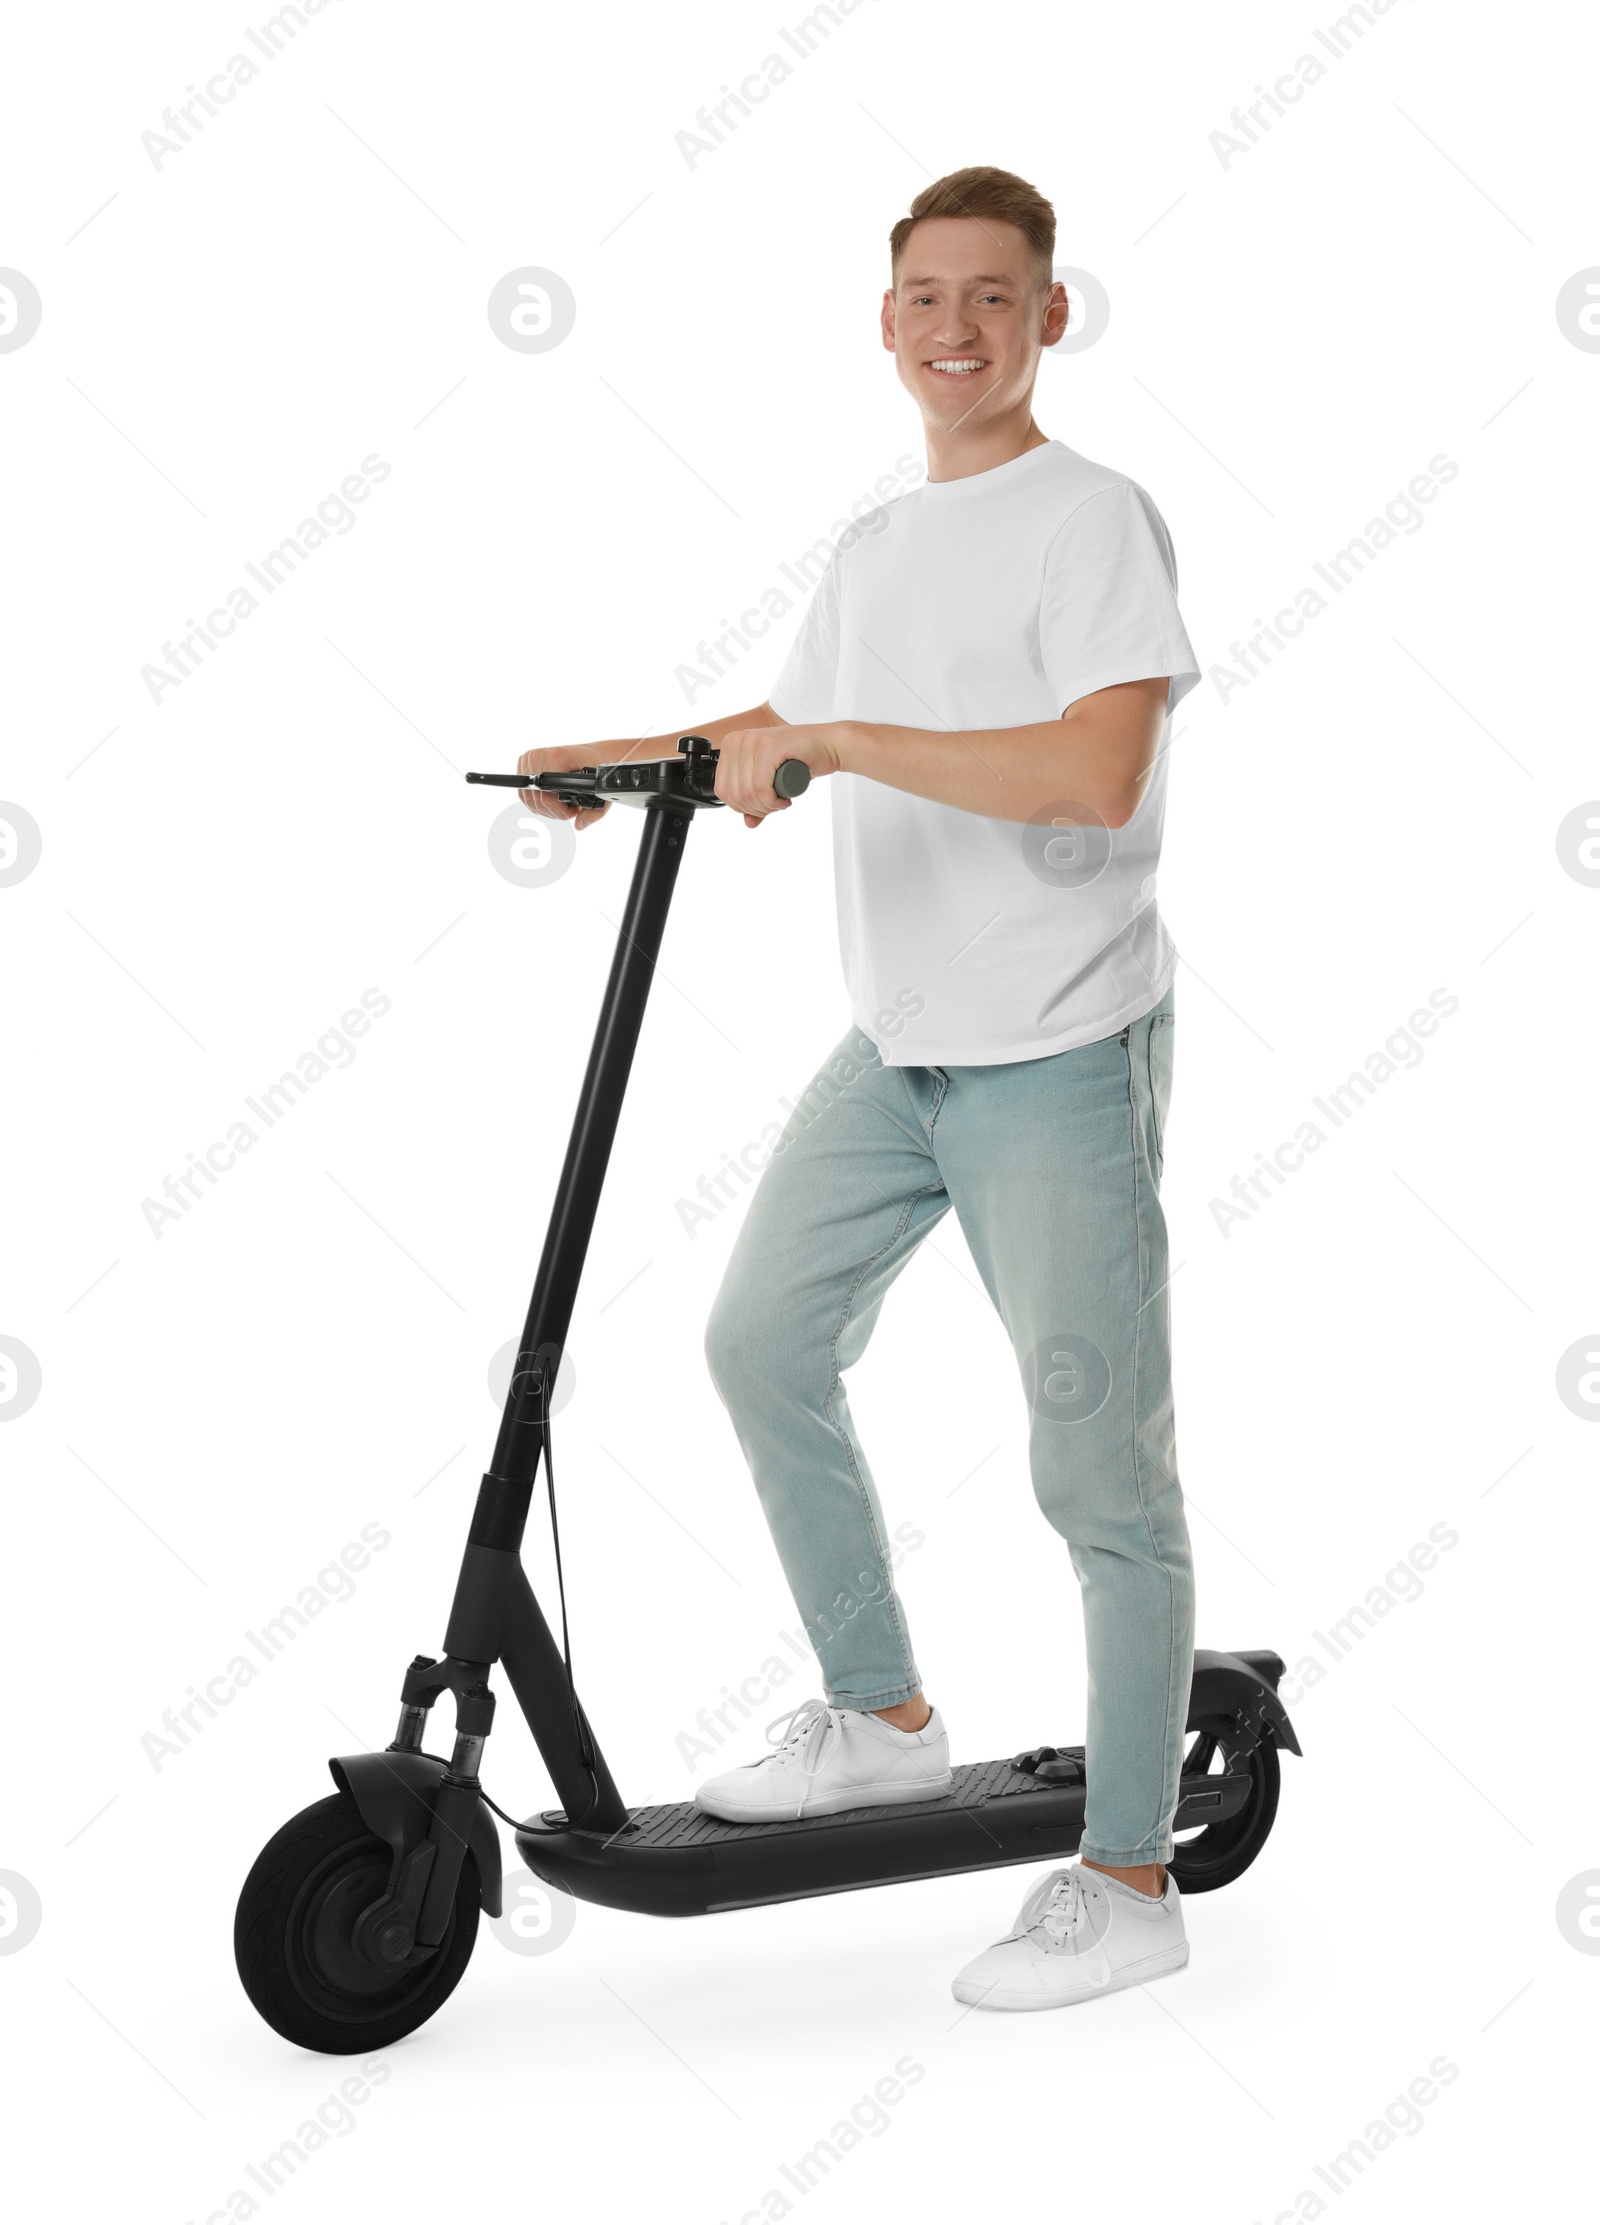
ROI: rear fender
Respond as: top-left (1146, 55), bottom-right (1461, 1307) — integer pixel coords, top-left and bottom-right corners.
top-left (1187, 1648), bottom-right (1302, 1757)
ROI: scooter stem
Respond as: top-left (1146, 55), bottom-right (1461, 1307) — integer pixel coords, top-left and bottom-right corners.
top-left (431, 798), bottom-right (694, 1830)
top-left (479, 796), bottom-right (691, 1544)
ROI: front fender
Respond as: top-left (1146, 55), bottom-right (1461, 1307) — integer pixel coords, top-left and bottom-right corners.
top-left (329, 1750), bottom-right (504, 1919)
top-left (1187, 1647), bottom-right (1302, 1757)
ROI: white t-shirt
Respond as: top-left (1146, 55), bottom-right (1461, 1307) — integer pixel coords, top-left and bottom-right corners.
top-left (768, 439), bottom-right (1200, 1067)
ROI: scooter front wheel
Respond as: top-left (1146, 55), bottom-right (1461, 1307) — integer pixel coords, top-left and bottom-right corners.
top-left (235, 1793), bottom-right (480, 2053)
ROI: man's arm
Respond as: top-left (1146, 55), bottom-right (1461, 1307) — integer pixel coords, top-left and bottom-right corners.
top-left (517, 676), bottom-right (1172, 833)
top-left (713, 677), bottom-right (1173, 830)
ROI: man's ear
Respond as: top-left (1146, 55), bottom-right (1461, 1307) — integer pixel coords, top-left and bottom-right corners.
top-left (1040, 280), bottom-right (1070, 351)
top-left (880, 288), bottom-right (897, 352)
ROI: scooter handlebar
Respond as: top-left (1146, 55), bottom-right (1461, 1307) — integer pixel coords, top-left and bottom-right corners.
top-left (465, 739), bottom-right (810, 810)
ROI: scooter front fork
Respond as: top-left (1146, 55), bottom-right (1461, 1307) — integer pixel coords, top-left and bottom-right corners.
top-left (362, 1654), bottom-right (495, 1955)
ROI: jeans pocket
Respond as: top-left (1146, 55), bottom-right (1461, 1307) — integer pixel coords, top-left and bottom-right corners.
top-left (1146, 1012), bottom-right (1175, 1174)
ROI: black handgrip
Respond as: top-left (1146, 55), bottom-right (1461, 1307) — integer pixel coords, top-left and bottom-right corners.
top-left (773, 759), bottom-right (810, 799)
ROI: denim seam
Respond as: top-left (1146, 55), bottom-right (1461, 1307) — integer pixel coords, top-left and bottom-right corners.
top-left (1119, 1017), bottom-right (1184, 1865)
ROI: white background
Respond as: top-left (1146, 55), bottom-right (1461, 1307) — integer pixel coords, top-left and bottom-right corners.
top-left (2, 1), bottom-right (1595, 2218)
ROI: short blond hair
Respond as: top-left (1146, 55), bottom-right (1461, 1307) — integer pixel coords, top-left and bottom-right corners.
top-left (889, 166), bottom-right (1056, 291)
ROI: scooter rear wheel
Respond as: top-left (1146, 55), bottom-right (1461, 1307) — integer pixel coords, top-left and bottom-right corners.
top-left (235, 1793), bottom-right (480, 2053)
top-left (1167, 1716), bottom-right (1281, 1894)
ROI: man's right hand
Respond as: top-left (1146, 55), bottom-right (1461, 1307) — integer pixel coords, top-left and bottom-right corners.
top-left (516, 742), bottom-right (628, 831)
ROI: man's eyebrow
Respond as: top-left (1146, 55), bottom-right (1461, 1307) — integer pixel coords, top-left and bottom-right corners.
top-left (900, 273), bottom-right (1020, 288)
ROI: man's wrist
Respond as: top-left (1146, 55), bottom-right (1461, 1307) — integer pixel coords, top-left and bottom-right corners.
top-left (827, 720), bottom-right (869, 776)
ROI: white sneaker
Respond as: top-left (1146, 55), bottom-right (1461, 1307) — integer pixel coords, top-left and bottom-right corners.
top-left (693, 1698), bottom-right (952, 1823)
top-left (951, 1861), bottom-right (1188, 2011)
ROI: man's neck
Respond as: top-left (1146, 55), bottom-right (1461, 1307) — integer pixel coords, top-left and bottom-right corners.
top-left (924, 410), bottom-right (1049, 485)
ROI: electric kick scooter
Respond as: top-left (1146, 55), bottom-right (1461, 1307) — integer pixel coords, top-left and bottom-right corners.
top-left (235, 733), bottom-right (1301, 2053)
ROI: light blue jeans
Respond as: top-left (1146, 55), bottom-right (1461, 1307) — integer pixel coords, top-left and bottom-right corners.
top-left (703, 986), bottom-right (1193, 1868)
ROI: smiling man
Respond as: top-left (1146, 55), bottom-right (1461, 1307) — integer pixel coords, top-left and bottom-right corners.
top-left (519, 166), bottom-right (1203, 2012)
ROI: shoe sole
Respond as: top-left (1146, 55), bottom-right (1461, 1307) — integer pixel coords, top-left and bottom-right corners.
top-left (693, 1771), bottom-right (955, 1825)
top-left (951, 1939), bottom-right (1190, 2012)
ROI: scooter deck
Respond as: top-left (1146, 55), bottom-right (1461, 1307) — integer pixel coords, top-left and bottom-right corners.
top-left (514, 1751), bottom-right (1250, 1917)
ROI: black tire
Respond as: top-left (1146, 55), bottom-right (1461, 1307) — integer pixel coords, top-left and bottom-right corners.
top-left (1167, 1717), bottom-right (1281, 1895)
top-left (235, 1793), bottom-right (480, 2054)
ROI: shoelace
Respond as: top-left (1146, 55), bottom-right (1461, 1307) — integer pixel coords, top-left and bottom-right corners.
top-left (764, 1697), bottom-right (847, 1778)
top-left (1010, 1866), bottom-right (1093, 1945)
top-left (1038, 1870), bottom-right (1090, 1943)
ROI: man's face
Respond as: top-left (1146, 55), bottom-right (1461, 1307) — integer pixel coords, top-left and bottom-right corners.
top-left (881, 217), bottom-right (1068, 432)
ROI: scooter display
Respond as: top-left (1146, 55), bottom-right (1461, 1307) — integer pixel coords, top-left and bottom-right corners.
top-left (234, 732), bottom-right (1301, 2053)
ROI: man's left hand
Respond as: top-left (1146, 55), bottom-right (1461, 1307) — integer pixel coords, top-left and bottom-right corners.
top-left (714, 724), bottom-right (847, 826)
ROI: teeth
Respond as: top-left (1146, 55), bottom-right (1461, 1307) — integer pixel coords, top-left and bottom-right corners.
top-left (930, 358), bottom-right (984, 372)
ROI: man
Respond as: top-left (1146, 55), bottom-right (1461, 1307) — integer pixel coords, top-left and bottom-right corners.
top-left (519, 166), bottom-right (1200, 2010)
